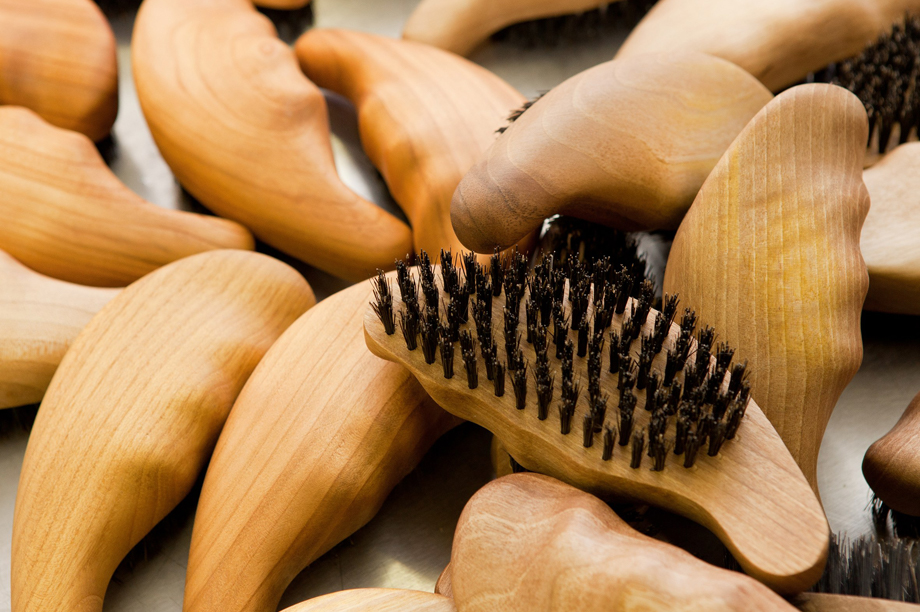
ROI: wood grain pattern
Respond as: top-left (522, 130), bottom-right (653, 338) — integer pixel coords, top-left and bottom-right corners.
top-left (132, 0), bottom-right (412, 281)
top-left (280, 589), bottom-right (457, 612)
top-left (452, 474), bottom-right (796, 612)
top-left (862, 143), bottom-right (920, 314)
top-left (0, 106), bottom-right (255, 287)
top-left (617, 0), bottom-right (920, 92)
top-left (295, 29), bottom-right (527, 261)
top-left (184, 280), bottom-right (458, 612)
top-left (402, 0), bottom-right (619, 56)
top-left (863, 389), bottom-right (920, 516)
top-left (365, 267), bottom-right (828, 594)
top-left (11, 250), bottom-right (315, 612)
top-left (450, 53), bottom-right (772, 253)
top-left (0, 0), bottom-right (117, 141)
top-left (662, 84), bottom-right (870, 492)
top-left (0, 249), bottom-right (119, 410)
top-left (435, 565), bottom-right (453, 598)
top-left (792, 594), bottom-right (920, 611)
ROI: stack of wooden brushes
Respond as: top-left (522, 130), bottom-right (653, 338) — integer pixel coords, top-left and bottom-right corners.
top-left (3, 0), bottom-right (920, 610)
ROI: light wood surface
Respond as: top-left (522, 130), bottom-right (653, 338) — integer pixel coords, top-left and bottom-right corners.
top-left (403, 0), bottom-right (620, 56)
top-left (862, 143), bottom-right (920, 314)
top-left (0, 0), bottom-right (117, 141)
top-left (295, 29), bottom-right (527, 261)
top-left (255, 0), bottom-right (310, 8)
top-left (132, 0), bottom-right (412, 281)
top-left (0, 106), bottom-right (255, 287)
top-left (0, 250), bottom-right (119, 410)
top-left (365, 266), bottom-right (828, 594)
top-left (863, 389), bottom-right (920, 516)
top-left (452, 474), bottom-right (796, 612)
top-left (11, 250), bottom-right (315, 612)
top-left (184, 280), bottom-right (459, 612)
top-left (281, 589), bottom-right (457, 612)
top-left (663, 85), bottom-right (870, 492)
top-left (450, 53), bottom-right (772, 253)
top-left (793, 594), bottom-right (920, 611)
top-left (435, 565), bottom-right (453, 598)
top-left (617, 0), bottom-right (920, 92)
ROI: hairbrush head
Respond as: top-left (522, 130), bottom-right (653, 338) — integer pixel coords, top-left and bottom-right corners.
top-left (365, 249), bottom-right (827, 594)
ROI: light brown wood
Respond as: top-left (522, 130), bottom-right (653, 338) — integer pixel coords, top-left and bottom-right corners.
top-left (0, 249), bottom-right (119, 410)
top-left (11, 250), bottom-right (315, 612)
top-left (452, 474), bottom-right (797, 612)
top-left (617, 0), bottom-right (920, 92)
top-left (132, 0), bottom-right (412, 282)
top-left (295, 29), bottom-right (527, 261)
top-left (490, 434), bottom-right (514, 478)
top-left (0, 106), bottom-right (255, 287)
top-left (862, 142), bottom-right (920, 314)
top-left (863, 390), bottom-right (920, 516)
top-left (280, 589), bottom-right (457, 612)
top-left (402, 0), bottom-right (620, 56)
top-left (184, 280), bottom-right (459, 612)
top-left (663, 84), bottom-right (870, 493)
top-left (435, 564), bottom-right (453, 598)
top-left (450, 53), bottom-right (772, 253)
top-left (365, 263), bottom-right (828, 594)
top-left (793, 593), bottom-right (920, 611)
top-left (255, 0), bottom-right (309, 8)
top-left (0, 0), bottom-right (117, 141)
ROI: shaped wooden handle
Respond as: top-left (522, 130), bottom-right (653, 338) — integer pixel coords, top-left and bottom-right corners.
top-left (132, 0), bottom-right (412, 281)
top-left (861, 142), bottom-right (920, 314)
top-left (452, 474), bottom-right (796, 612)
top-left (0, 0), bottom-right (117, 141)
top-left (184, 280), bottom-right (458, 612)
top-left (295, 28), bottom-right (527, 260)
top-left (403, 0), bottom-right (617, 56)
top-left (617, 0), bottom-right (920, 92)
top-left (663, 84), bottom-right (869, 492)
top-left (0, 106), bottom-right (255, 287)
top-left (863, 390), bottom-right (920, 516)
top-left (11, 250), bottom-right (315, 612)
top-left (280, 589), bottom-right (457, 612)
top-left (450, 53), bottom-right (772, 253)
top-left (0, 249), bottom-right (119, 410)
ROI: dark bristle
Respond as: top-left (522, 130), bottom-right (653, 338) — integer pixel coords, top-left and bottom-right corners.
top-left (462, 347), bottom-right (478, 389)
top-left (399, 310), bottom-right (418, 350)
top-left (512, 365), bottom-right (528, 410)
top-left (371, 271), bottom-right (396, 335)
top-left (582, 413), bottom-right (595, 448)
top-left (630, 432), bottom-right (645, 469)
top-left (618, 390), bottom-right (636, 446)
top-left (602, 426), bottom-right (616, 460)
top-left (683, 433), bottom-right (701, 468)
top-left (650, 434), bottom-right (668, 471)
top-left (494, 362), bottom-right (506, 397)
top-left (439, 338), bottom-right (454, 379)
top-left (559, 397), bottom-right (576, 435)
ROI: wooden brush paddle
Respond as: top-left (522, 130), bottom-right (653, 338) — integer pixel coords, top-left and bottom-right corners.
top-left (863, 390), bottom-right (920, 517)
top-left (452, 473), bottom-right (797, 611)
top-left (11, 250), bottom-right (315, 612)
top-left (0, 106), bottom-right (254, 287)
top-left (0, 249), bottom-right (119, 410)
top-left (183, 280), bottom-right (458, 612)
top-left (280, 589), bottom-right (457, 612)
top-left (403, 0), bottom-right (620, 56)
top-left (793, 594), bottom-right (920, 611)
top-left (0, 0), bottom-right (117, 141)
top-left (862, 142), bottom-right (920, 315)
top-left (450, 53), bottom-right (772, 253)
top-left (617, 0), bottom-right (920, 92)
top-left (663, 84), bottom-right (870, 493)
top-left (132, 0), bottom-right (412, 281)
top-left (365, 252), bottom-right (828, 594)
top-left (294, 28), bottom-right (528, 261)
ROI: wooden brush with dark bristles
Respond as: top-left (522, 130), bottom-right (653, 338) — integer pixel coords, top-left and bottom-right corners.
top-left (365, 249), bottom-right (828, 594)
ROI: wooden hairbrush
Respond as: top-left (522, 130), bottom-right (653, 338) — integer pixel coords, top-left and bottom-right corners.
top-left (863, 390), bottom-right (920, 517)
top-left (793, 594), bottom-right (920, 611)
top-left (184, 280), bottom-right (458, 612)
top-left (294, 28), bottom-right (528, 260)
top-left (402, 0), bottom-right (618, 56)
top-left (365, 251), bottom-right (827, 593)
top-left (11, 250), bottom-right (315, 612)
top-left (663, 84), bottom-right (870, 493)
top-left (452, 473), bottom-right (797, 611)
top-left (0, 0), bottom-right (117, 141)
top-left (132, 0), bottom-right (412, 281)
top-left (0, 106), bottom-right (254, 287)
top-left (280, 589), bottom-right (456, 612)
top-left (861, 143), bottom-right (920, 314)
top-left (0, 249), bottom-right (119, 410)
top-left (617, 0), bottom-right (920, 92)
top-left (450, 53), bottom-right (772, 253)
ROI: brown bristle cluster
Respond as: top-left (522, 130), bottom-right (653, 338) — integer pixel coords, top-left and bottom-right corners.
top-left (372, 250), bottom-right (752, 472)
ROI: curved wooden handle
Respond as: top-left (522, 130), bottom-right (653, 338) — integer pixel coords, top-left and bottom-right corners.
top-left (863, 390), bottom-right (920, 516)
top-left (281, 589), bottom-right (456, 612)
